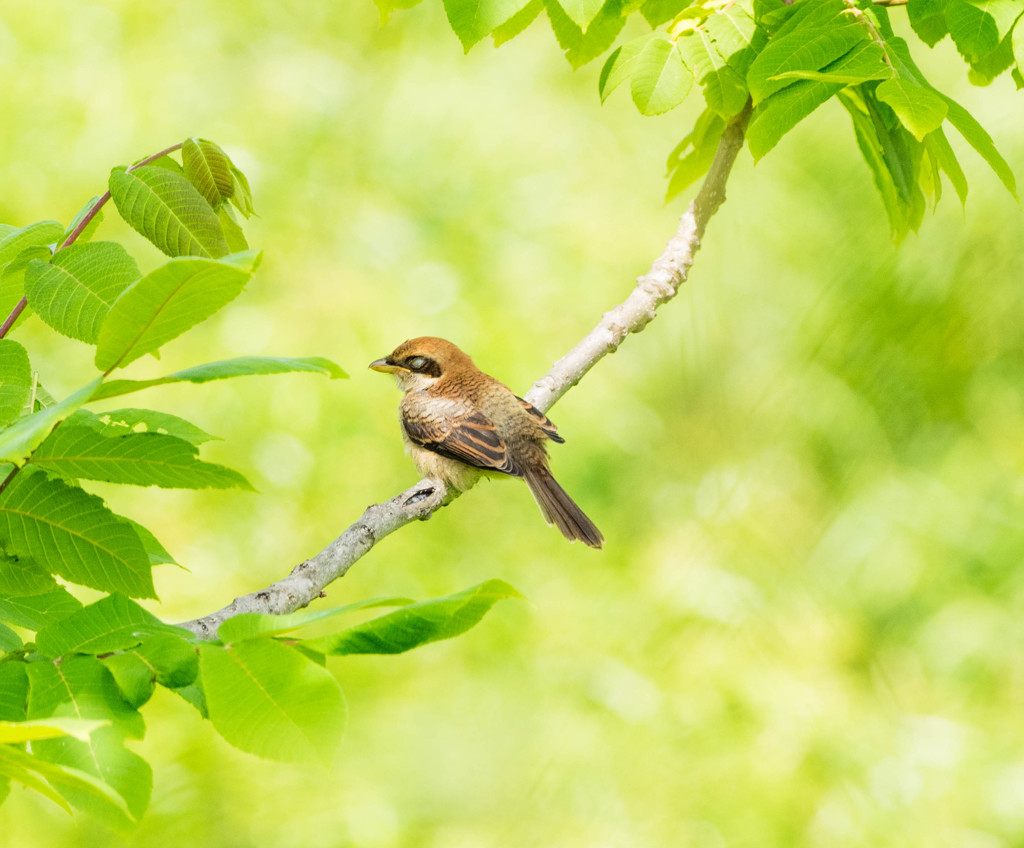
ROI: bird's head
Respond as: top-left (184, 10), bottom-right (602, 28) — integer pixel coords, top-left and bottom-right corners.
top-left (369, 336), bottom-right (474, 391)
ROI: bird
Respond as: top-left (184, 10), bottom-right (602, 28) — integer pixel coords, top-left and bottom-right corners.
top-left (370, 336), bottom-right (603, 548)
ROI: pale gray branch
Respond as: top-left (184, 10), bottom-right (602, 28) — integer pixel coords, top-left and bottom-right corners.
top-left (180, 101), bottom-right (752, 639)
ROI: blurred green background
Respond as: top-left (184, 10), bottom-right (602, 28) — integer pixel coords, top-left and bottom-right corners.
top-left (2, 1), bottom-right (1024, 845)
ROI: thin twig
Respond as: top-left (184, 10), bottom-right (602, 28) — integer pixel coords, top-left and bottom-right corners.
top-left (180, 101), bottom-right (753, 639)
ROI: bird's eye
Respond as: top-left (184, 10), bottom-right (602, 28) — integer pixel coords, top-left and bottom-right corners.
top-left (408, 356), bottom-right (428, 371)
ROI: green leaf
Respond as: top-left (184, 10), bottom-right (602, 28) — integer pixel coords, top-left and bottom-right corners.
top-left (26, 655), bottom-right (144, 738)
top-left (598, 35), bottom-right (652, 102)
top-left (545, 0), bottom-right (627, 68)
top-left (29, 381), bottom-right (56, 413)
top-left (218, 205), bottom-right (249, 252)
top-left (704, 3), bottom-right (765, 73)
top-left (839, 88), bottom-right (924, 240)
top-left (92, 356), bottom-right (348, 400)
top-left (200, 639), bottom-right (346, 764)
top-left (217, 597), bottom-right (413, 642)
top-left (0, 378), bottom-right (102, 466)
top-left (640, 0), bottom-right (691, 27)
top-left (306, 579), bottom-right (521, 655)
top-left (945, 0), bottom-right (1023, 61)
top-left (937, 91), bottom-right (1018, 198)
top-left (228, 165), bottom-right (255, 218)
top-left (59, 197), bottom-right (104, 247)
top-left (875, 77), bottom-right (948, 141)
top-left (492, 0), bottom-right (544, 43)
top-left (675, 28), bottom-right (749, 117)
top-left (0, 662), bottom-right (28, 720)
top-left (144, 154), bottom-right (186, 176)
top-left (967, 30), bottom-right (1016, 81)
top-left (748, 77), bottom-right (842, 161)
top-left (0, 742), bottom-right (136, 830)
top-left (94, 250), bottom-right (261, 371)
top-left (125, 520), bottom-right (177, 567)
top-left (769, 40), bottom-right (888, 84)
top-left (0, 472), bottom-right (155, 598)
top-left (908, 0), bottom-right (950, 46)
top-left (0, 748), bottom-right (73, 814)
top-left (33, 726), bottom-right (151, 825)
top-left (134, 633), bottom-right (198, 687)
top-left (925, 127), bottom-right (969, 205)
top-left (99, 652), bottom-right (156, 709)
top-left (0, 221), bottom-right (62, 269)
top-left (24, 242), bottom-right (140, 344)
top-left (35, 594), bottom-right (188, 657)
top-left (71, 407), bottom-right (216, 445)
top-left (665, 109), bottom-right (727, 201)
top-left (108, 165), bottom-right (229, 259)
top-left (30, 425), bottom-right (253, 491)
top-left (0, 556), bottom-right (57, 596)
top-left (0, 340), bottom-right (31, 427)
top-left (747, 5), bottom-right (867, 103)
top-left (1016, 25), bottom-right (1024, 78)
top-left (0, 621), bottom-right (20, 651)
top-left (767, 0), bottom-right (845, 36)
top-left (102, 633), bottom-right (199, 708)
top-left (631, 34), bottom-right (693, 116)
top-left (886, 35), bottom-right (1017, 198)
top-left (556, 0), bottom-right (604, 28)
top-left (173, 681), bottom-right (208, 717)
top-left (0, 718), bottom-right (107, 744)
top-left (867, 90), bottom-right (926, 229)
top-left (0, 588), bottom-right (82, 630)
top-left (181, 138), bottom-right (235, 208)
top-left (442, 0), bottom-right (532, 50)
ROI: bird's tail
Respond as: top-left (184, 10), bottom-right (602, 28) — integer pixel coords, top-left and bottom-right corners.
top-left (524, 466), bottom-right (603, 549)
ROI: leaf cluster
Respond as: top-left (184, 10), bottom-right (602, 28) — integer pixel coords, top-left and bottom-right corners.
top-left (383, 0), bottom-right (1021, 239)
top-left (0, 139), bottom-right (516, 828)
top-left (0, 581), bottom-right (516, 831)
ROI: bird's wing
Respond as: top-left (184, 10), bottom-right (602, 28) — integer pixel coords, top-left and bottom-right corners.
top-left (402, 403), bottom-right (521, 476)
top-left (516, 396), bottom-right (564, 444)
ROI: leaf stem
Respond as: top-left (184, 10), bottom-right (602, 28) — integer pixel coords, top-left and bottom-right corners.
top-left (0, 140), bottom-right (186, 342)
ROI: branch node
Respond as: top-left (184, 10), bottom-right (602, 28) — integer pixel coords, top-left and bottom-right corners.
top-left (638, 277), bottom-right (674, 299)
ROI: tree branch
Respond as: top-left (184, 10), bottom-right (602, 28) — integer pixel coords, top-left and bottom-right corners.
top-left (180, 100), bottom-right (752, 639)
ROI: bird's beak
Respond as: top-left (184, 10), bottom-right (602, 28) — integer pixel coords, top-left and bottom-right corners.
top-left (369, 358), bottom-right (405, 374)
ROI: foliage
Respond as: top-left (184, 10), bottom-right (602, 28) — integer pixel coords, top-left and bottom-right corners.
top-left (384, 0), bottom-right (1021, 239)
top-left (0, 141), bottom-right (516, 829)
top-left (1, 0), bottom-right (1021, 840)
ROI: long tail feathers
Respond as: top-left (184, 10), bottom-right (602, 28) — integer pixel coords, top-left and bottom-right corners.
top-left (524, 467), bottom-right (603, 549)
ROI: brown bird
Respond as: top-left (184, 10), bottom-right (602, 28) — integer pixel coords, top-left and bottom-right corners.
top-left (370, 337), bottom-right (603, 548)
